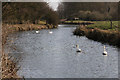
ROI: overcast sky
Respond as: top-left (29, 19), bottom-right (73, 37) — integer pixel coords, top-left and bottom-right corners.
top-left (44, 0), bottom-right (61, 11)
top-left (1, 0), bottom-right (119, 11)
top-left (1, 0), bottom-right (119, 2)
top-left (45, 0), bottom-right (119, 11)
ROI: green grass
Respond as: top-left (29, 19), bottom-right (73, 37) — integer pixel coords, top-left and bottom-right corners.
top-left (64, 20), bottom-right (93, 23)
top-left (87, 21), bottom-right (119, 31)
top-left (39, 21), bottom-right (46, 25)
top-left (65, 20), bottom-right (83, 23)
top-left (64, 20), bottom-right (119, 31)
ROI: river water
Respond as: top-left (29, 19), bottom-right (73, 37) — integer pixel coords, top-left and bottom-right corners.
top-left (7, 24), bottom-right (119, 78)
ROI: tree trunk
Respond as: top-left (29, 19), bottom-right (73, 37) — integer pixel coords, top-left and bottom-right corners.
top-left (110, 20), bottom-right (112, 29)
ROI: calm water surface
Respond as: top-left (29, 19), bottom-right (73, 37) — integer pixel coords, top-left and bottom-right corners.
top-left (7, 25), bottom-right (119, 78)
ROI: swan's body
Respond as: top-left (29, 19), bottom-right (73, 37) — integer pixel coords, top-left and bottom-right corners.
top-left (76, 44), bottom-right (82, 52)
top-left (77, 48), bottom-right (82, 52)
top-left (36, 31), bottom-right (39, 34)
top-left (49, 31), bottom-right (53, 34)
top-left (103, 51), bottom-right (107, 55)
top-left (103, 45), bottom-right (107, 56)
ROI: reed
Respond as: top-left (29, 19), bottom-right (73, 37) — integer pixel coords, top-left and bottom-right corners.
top-left (1, 53), bottom-right (20, 79)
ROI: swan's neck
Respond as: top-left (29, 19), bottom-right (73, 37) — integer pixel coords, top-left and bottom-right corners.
top-left (76, 45), bottom-right (79, 49)
top-left (104, 46), bottom-right (106, 52)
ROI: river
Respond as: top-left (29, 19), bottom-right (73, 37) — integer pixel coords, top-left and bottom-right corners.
top-left (7, 24), bottom-right (119, 78)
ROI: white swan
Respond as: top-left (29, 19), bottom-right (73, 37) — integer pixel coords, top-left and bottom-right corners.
top-left (36, 31), bottom-right (39, 34)
top-left (49, 31), bottom-right (53, 34)
top-left (76, 44), bottom-right (82, 52)
top-left (103, 45), bottom-right (107, 56)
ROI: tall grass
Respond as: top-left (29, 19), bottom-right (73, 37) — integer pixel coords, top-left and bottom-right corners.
top-left (1, 53), bottom-right (20, 79)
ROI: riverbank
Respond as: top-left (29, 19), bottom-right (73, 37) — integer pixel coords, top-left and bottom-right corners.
top-left (2, 24), bottom-right (56, 79)
top-left (2, 24), bottom-right (56, 45)
top-left (87, 21), bottom-right (119, 30)
top-left (73, 25), bottom-right (120, 47)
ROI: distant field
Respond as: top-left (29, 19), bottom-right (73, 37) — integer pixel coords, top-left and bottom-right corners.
top-left (87, 21), bottom-right (119, 31)
top-left (64, 20), bottom-right (93, 23)
top-left (39, 21), bottom-right (46, 25)
top-left (64, 20), bottom-right (119, 31)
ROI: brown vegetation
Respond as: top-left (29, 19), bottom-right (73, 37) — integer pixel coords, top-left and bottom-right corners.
top-left (73, 25), bottom-right (120, 47)
top-left (1, 53), bottom-right (20, 79)
top-left (2, 2), bottom-right (59, 26)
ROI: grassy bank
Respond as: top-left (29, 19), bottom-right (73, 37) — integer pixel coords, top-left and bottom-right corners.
top-left (2, 23), bottom-right (56, 79)
top-left (87, 21), bottom-right (119, 30)
top-left (73, 21), bottom-right (120, 47)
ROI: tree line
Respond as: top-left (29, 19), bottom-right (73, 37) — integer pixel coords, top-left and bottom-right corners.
top-left (58, 2), bottom-right (118, 21)
top-left (2, 2), bottom-right (59, 26)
